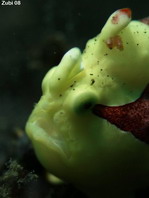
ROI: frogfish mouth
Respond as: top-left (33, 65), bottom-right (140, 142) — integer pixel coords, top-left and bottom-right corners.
top-left (92, 85), bottom-right (149, 144)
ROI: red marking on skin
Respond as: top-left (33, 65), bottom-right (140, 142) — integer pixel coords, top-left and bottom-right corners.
top-left (120, 8), bottom-right (132, 18)
top-left (111, 8), bottom-right (131, 24)
top-left (140, 17), bottom-right (149, 25)
top-left (112, 15), bottom-right (119, 24)
top-left (92, 85), bottom-right (149, 144)
top-left (106, 35), bottom-right (123, 51)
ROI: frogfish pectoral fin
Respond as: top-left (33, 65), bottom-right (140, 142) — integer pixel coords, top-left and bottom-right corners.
top-left (92, 85), bottom-right (149, 144)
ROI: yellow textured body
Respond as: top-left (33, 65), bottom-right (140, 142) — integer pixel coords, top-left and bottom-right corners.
top-left (26, 9), bottom-right (149, 197)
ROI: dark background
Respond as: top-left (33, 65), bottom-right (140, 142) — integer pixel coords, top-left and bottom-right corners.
top-left (0, 0), bottom-right (149, 197)
top-left (0, 0), bottom-right (149, 137)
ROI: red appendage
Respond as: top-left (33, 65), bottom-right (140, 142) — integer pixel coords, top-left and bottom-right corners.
top-left (92, 85), bottom-right (149, 144)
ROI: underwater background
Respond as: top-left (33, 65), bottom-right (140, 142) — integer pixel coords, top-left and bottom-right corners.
top-left (0, 0), bottom-right (149, 197)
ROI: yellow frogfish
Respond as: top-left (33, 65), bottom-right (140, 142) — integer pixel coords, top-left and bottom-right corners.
top-left (26, 8), bottom-right (149, 198)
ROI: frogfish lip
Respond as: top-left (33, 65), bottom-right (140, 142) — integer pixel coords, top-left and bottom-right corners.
top-left (92, 85), bottom-right (149, 144)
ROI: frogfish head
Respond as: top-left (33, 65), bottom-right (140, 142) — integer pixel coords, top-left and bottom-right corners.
top-left (26, 8), bottom-right (149, 198)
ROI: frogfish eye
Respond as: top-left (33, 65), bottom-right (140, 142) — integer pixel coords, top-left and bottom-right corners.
top-left (71, 91), bottom-right (98, 114)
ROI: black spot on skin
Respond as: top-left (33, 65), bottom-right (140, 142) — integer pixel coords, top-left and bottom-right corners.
top-left (90, 79), bottom-right (95, 85)
top-left (104, 53), bottom-right (108, 56)
top-left (70, 81), bottom-right (76, 88)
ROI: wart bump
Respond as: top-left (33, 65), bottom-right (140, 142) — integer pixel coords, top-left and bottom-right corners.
top-left (105, 35), bottom-right (124, 51)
